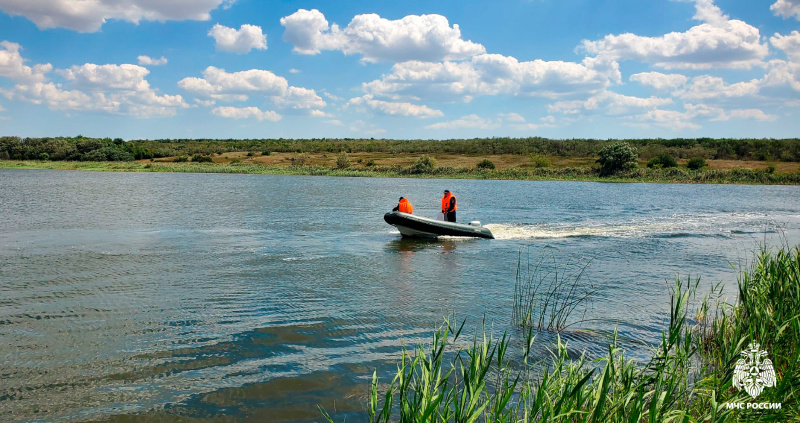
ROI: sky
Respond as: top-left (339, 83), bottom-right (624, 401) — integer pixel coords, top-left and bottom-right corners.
top-left (0, 0), bottom-right (798, 140)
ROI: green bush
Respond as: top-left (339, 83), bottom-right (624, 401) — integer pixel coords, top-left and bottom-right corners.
top-left (767, 164), bottom-right (776, 174)
top-left (597, 142), bottom-right (638, 176)
top-left (530, 154), bottom-right (551, 168)
top-left (687, 157), bottom-right (708, 170)
top-left (647, 153), bottom-right (678, 169)
top-left (262, 151), bottom-right (271, 156)
top-left (365, 160), bottom-right (376, 167)
top-left (408, 155), bottom-right (437, 174)
top-left (336, 151), bottom-right (350, 169)
top-left (476, 158), bottom-right (495, 170)
top-left (174, 156), bottom-right (189, 162)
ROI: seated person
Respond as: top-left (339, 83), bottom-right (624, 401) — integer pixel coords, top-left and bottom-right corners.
top-left (392, 197), bottom-right (413, 213)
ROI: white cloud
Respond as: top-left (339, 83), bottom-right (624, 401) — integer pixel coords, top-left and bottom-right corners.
top-left (498, 113), bottom-right (546, 130)
top-left (280, 9), bottom-right (485, 63)
top-left (771, 31), bottom-right (800, 61)
top-left (499, 112), bottom-right (526, 122)
top-left (725, 109), bottom-right (778, 121)
top-left (289, 68), bottom-right (301, 74)
top-left (350, 119), bottom-right (386, 135)
top-left (426, 114), bottom-right (499, 130)
top-left (627, 103), bottom-right (777, 130)
top-left (208, 24), bottom-right (267, 54)
top-left (363, 54), bottom-right (612, 102)
top-left (581, 0), bottom-right (768, 69)
top-left (0, 41), bottom-right (51, 82)
top-left (0, 0), bottom-right (235, 32)
top-left (210, 93), bottom-right (248, 102)
top-left (674, 75), bottom-right (759, 100)
top-left (138, 55), bottom-right (168, 66)
top-left (280, 9), bottom-right (342, 55)
top-left (771, 0), bottom-right (800, 20)
top-left (549, 91), bottom-right (673, 115)
top-left (321, 91), bottom-right (341, 102)
top-left (13, 81), bottom-right (120, 113)
top-left (760, 59), bottom-right (800, 92)
top-left (689, 0), bottom-right (728, 26)
top-left (4, 48), bottom-right (188, 117)
top-left (309, 109), bottom-right (330, 117)
top-left (274, 86), bottom-right (326, 109)
top-left (212, 106), bottom-right (281, 121)
top-left (178, 66), bottom-right (325, 109)
top-left (326, 119), bottom-right (343, 125)
top-left (627, 108), bottom-right (702, 130)
top-left (194, 98), bottom-right (215, 107)
top-left (347, 95), bottom-right (443, 118)
top-left (53, 62), bottom-right (189, 115)
top-left (57, 63), bottom-right (151, 90)
top-left (630, 72), bottom-right (688, 90)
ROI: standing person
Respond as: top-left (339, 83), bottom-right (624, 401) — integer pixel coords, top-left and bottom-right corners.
top-left (393, 197), bottom-right (413, 213)
top-left (441, 190), bottom-right (457, 222)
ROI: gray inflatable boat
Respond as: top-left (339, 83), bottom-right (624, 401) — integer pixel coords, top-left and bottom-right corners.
top-left (384, 211), bottom-right (494, 239)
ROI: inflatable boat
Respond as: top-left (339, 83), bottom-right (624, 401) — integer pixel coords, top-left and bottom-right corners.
top-left (384, 211), bottom-right (494, 239)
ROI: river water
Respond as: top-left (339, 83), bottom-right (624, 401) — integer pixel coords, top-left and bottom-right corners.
top-left (1, 169), bottom-right (799, 422)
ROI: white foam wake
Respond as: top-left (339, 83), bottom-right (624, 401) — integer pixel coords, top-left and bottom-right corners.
top-left (484, 212), bottom-right (783, 240)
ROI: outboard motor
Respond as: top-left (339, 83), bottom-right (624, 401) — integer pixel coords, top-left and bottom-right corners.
top-left (469, 221), bottom-right (481, 227)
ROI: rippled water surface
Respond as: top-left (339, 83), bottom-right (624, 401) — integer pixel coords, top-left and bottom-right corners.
top-left (1, 169), bottom-right (799, 422)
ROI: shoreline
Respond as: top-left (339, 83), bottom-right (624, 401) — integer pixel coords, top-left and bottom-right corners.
top-left (2, 159), bottom-right (800, 185)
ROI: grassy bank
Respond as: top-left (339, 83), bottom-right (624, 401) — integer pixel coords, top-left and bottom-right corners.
top-left (326, 246), bottom-right (800, 421)
top-left (3, 159), bottom-right (800, 185)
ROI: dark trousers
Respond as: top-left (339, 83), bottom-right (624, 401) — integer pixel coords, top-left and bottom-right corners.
top-left (445, 211), bottom-right (456, 222)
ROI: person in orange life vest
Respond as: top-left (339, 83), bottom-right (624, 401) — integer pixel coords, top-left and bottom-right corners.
top-left (441, 190), bottom-right (457, 222)
top-left (392, 197), bottom-right (413, 213)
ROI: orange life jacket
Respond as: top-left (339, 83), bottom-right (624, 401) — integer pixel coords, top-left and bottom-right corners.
top-left (441, 193), bottom-right (457, 213)
top-left (398, 198), bottom-right (413, 213)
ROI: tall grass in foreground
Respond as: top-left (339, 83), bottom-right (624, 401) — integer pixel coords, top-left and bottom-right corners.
top-left (324, 246), bottom-right (800, 421)
top-left (513, 248), bottom-right (594, 332)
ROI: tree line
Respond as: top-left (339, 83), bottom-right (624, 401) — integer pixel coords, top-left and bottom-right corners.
top-left (1, 135), bottom-right (799, 162)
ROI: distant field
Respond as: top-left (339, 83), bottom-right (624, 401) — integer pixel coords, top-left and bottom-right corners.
top-left (145, 151), bottom-right (800, 174)
top-left (3, 136), bottom-right (800, 184)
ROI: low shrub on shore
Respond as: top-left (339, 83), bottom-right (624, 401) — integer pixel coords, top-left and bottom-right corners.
top-left (597, 143), bottom-right (638, 176)
top-left (530, 154), bottom-right (552, 168)
top-left (408, 155), bottom-right (437, 174)
top-left (336, 151), bottom-right (351, 169)
top-left (324, 246), bottom-right (800, 422)
top-left (687, 157), bottom-right (708, 170)
top-left (476, 158), bottom-right (495, 170)
top-left (647, 153), bottom-right (678, 169)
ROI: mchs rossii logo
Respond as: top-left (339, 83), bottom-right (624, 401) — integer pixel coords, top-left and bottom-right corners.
top-left (725, 342), bottom-right (781, 410)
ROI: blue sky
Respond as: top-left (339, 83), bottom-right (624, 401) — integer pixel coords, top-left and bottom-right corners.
top-left (0, 0), bottom-right (798, 140)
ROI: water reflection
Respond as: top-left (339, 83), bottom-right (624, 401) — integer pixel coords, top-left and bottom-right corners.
top-left (384, 237), bottom-right (450, 253)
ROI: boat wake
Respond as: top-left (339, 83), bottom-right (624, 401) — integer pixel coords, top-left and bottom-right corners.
top-left (484, 213), bottom-right (788, 240)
